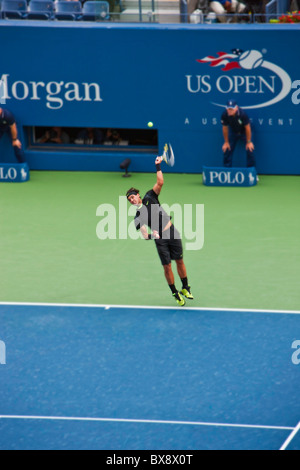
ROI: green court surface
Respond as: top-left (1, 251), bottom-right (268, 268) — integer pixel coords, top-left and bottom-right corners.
top-left (0, 171), bottom-right (299, 311)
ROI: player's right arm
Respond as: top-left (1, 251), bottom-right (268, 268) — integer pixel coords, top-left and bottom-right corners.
top-left (153, 156), bottom-right (164, 196)
top-left (140, 225), bottom-right (160, 240)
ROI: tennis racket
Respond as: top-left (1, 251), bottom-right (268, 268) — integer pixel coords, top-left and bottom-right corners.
top-left (162, 143), bottom-right (175, 167)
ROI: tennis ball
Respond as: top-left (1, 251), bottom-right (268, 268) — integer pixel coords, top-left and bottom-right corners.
top-left (147, 122), bottom-right (154, 128)
top-left (239, 50), bottom-right (264, 70)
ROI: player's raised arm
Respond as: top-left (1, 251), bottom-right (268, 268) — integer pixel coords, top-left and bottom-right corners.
top-left (153, 156), bottom-right (164, 196)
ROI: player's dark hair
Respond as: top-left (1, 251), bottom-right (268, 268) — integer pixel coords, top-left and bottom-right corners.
top-left (126, 188), bottom-right (140, 199)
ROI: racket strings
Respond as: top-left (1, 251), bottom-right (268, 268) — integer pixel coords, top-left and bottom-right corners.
top-left (162, 143), bottom-right (175, 167)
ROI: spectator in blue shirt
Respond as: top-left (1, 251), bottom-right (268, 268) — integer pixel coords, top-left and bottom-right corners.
top-left (209, 0), bottom-right (246, 22)
top-left (221, 100), bottom-right (256, 168)
top-left (0, 108), bottom-right (25, 163)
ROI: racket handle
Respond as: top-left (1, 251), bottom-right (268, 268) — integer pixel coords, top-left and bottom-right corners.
top-left (162, 153), bottom-right (168, 164)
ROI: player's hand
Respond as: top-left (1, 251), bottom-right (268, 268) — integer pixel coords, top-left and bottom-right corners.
top-left (222, 142), bottom-right (231, 153)
top-left (152, 230), bottom-right (160, 239)
top-left (246, 142), bottom-right (255, 152)
top-left (155, 156), bottom-right (163, 165)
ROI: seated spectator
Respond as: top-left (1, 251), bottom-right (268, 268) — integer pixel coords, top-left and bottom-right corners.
top-left (38, 127), bottom-right (70, 144)
top-left (105, 128), bottom-right (121, 144)
top-left (74, 128), bottom-right (104, 145)
top-left (290, 0), bottom-right (300, 9)
top-left (209, 0), bottom-right (247, 22)
top-left (245, 0), bottom-right (266, 22)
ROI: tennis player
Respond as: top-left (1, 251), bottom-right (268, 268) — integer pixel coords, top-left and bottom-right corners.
top-left (126, 156), bottom-right (193, 307)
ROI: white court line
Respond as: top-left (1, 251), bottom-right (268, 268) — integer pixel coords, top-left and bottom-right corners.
top-left (0, 415), bottom-right (294, 432)
top-left (0, 301), bottom-right (299, 315)
top-left (279, 421), bottom-right (300, 450)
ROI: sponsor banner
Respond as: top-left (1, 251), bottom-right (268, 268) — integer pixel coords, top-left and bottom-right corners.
top-left (0, 24), bottom-right (299, 174)
top-left (0, 163), bottom-right (30, 183)
top-left (203, 166), bottom-right (257, 187)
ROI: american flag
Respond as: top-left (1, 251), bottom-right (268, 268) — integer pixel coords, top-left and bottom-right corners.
top-left (197, 50), bottom-right (243, 72)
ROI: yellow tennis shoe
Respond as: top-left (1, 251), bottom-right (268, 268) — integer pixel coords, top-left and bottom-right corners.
top-left (173, 292), bottom-right (186, 307)
top-left (180, 286), bottom-right (194, 300)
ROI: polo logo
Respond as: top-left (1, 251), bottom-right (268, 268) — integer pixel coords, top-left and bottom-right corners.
top-left (21, 168), bottom-right (28, 181)
top-left (0, 164), bottom-right (30, 183)
top-left (0, 167), bottom-right (17, 181)
top-left (203, 167), bottom-right (257, 187)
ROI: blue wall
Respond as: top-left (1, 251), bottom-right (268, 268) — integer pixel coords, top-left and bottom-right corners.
top-left (0, 21), bottom-right (300, 175)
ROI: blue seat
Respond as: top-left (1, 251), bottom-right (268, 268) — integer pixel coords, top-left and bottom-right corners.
top-left (82, 1), bottom-right (110, 21)
top-left (55, 1), bottom-right (82, 20)
top-left (27, 0), bottom-right (55, 20)
top-left (1, 0), bottom-right (28, 19)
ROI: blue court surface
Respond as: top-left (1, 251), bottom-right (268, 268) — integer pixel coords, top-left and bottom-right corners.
top-left (0, 302), bottom-right (299, 450)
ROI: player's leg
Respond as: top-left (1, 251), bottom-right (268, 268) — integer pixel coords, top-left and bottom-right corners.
top-left (155, 240), bottom-right (185, 306)
top-left (175, 259), bottom-right (194, 300)
top-left (169, 226), bottom-right (194, 300)
top-left (163, 263), bottom-right (175, 285)
top-left (163, 263), bottom-right (186, 307)
top-left (175, 258), bottom-right (187, 279)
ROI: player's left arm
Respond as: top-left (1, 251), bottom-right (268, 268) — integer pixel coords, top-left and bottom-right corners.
top-left (245, 124), bottom-right (254, 152)
top-left (153, 156), bottom-right (164, 196)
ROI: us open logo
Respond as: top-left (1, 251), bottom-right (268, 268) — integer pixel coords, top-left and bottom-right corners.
top-left (186, 49), bottom-right (300, 109)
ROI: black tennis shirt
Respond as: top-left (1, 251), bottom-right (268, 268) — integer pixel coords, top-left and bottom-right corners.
top-left (221, 107), bottom-right (250, 135)
top-left (134, 189), bottom-right (172, 238)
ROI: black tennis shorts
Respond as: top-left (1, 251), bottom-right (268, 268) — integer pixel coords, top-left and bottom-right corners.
top-left (154, 225), bottom-right (183, 266)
